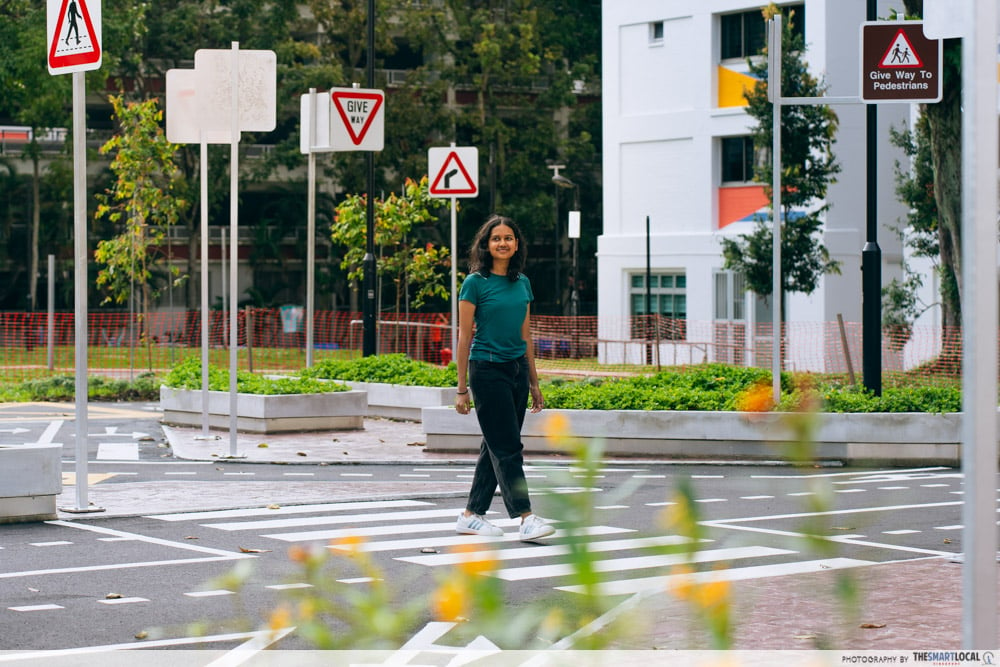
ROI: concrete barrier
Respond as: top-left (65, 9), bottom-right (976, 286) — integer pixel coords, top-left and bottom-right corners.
top-left (160, 387), bottom-right (367, 433)
top-left (421, 407), bottom-right (964, 466)
top-left (342, 382), bottom-right (453, 421)
top-left (0, 444), bottom-right (63, 523)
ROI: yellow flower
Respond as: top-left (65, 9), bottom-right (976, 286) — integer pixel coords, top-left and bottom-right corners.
top-left (330, 534), bottom-right (367, 554)
top-left (541, 412), bottom-right (571, 446)
top-left (735, 382), bottom-right (775, 413)
top-left (431, 578), bottom-right (468, 621)
top-left (451, 544), bottom-right (498, 576)
top-left (268, 605), bottom-right (292, 631)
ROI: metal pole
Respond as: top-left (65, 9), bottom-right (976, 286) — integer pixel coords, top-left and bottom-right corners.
top-left (306, 88), bottom-right (317, 368)
top-left (450, 195), bottom-right (458, 357)
top-left (228, 42), bottom-right (240, 457)
top-left (962, 0), bottom-right (998, 647)
top-left (769, 16), bottom-right (783, 405)
top-left (64, 70), bottom-right (101, 513)
top-left (362, 0), bottom-right (377, 356)
top-left (645, 215), bottom-right (651, 366)
top-left (861, 0), bottom-right (882, 396)
top-left (200, 140), bottom-right (210, 436)
top-left (47, 254), bottom-right (54, 371)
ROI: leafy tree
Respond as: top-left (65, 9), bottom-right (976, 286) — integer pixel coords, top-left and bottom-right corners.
top-left (720, 4), bottom-right (842, 313)
top-left (331, 176), bottom-right (450, 315)
top-left (94, 96), bottom-right (185, 366)
top-left (896, 0), bottom-right (962, 331)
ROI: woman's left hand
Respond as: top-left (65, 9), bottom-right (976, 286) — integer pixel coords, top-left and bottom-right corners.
top-left (529, 385), bottom-right (544, 413)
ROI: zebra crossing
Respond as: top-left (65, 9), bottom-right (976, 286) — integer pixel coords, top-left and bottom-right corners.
top-left (148, 498), bottom-right (878, 596)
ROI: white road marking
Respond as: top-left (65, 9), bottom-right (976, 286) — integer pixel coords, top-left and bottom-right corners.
top-left (500, 545), bottom-right (796, 582)
top-left (149, 499), bottom-right (430, 522)
top-left (339, 473), bottom-right (373, 477)
top-left (97, 597), bottom-right (148, 605)
top-left (205, 507), bottom-right (467, 531)
top-left (30, 541), bottom-right (73, 547)
top-left (164, 471), bottom-right (198, 476)
top-left (268, 520), bottom-right (519, 542)
top-left (33, 420), bottom-right (63, 445)
top-left (397, 535), bottom-right (700, 567)
top-left (331, 526), bottom-right (634, 553)
top-left (8, 604), bottom-right (64, 612)
top-left (185, 590), bottom-right (235, 598)
top-left (283, 472), bottom-right (315, 477)
top-left (265, 583), bottom-right (313, 590)
top-left (883, 529), bottom-right (920, 535)
top-left (337, 577), bottom-right (381, 584)
top-left (694, 498), bottom-right (727, 503)
top-left (96, 442), bottom-right (138, 460)
top-left (556, 557), bottom-right (875, 595)
top-left (740, 495), bottom-right (774, 500)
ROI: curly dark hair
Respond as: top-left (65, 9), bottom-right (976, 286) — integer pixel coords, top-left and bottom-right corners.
top-left (468, 214), bottom-right (527, 281)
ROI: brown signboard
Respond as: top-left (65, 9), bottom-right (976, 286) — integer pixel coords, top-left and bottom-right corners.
top-left (860, 21), bottom-right (941, 103)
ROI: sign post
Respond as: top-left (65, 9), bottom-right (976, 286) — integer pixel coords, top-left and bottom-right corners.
top-left (48, 0), bottom-right (103, 514)
top-left (428, 146), bottom-right (479, 356)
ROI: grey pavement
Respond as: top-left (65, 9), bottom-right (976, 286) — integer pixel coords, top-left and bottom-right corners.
top-left (50, 412), bottom-right (989, 651)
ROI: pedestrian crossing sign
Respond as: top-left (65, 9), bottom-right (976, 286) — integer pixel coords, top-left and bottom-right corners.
top-left (879, 29), bottom-right (924, 68)
top-left (47, 0), bottom-right (102, 75)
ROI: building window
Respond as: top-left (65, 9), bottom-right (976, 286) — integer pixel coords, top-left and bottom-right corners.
top-left (630, 272), bottom-right (687, 341)
top-left (649, 21), bottom-right (664, 45)
top-left (720, 4), bottom-right (804, 60)
top-left (721, 136), bottom-right (756, 184)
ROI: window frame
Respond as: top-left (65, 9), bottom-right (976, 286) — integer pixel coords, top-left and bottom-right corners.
top-left (629, 271), bottom-right (687, 341)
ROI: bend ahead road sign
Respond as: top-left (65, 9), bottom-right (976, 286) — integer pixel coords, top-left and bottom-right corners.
top-left (48, 0), bottom-right (102, 74)
top-left (428, 147), bottom-right (479, 198)
top-left (860, 21), bottom-right (941, 103)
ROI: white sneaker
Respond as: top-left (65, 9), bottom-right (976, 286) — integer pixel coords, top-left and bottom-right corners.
top-left (456, 512), bottom-right (504, 536)
top-left (519, 514), bottom-right (555, 542)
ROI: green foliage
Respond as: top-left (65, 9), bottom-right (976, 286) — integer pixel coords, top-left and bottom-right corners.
top-left (0, 374), bottom-right (161, 402)
top-left (331, 177), bottom-right (451, 311)
top-left (163, 357), bottom-right (348, 395)
top-left (302, 353), bottom-right (457, 387)
top-left (720, 4), bottom-right (842, 299)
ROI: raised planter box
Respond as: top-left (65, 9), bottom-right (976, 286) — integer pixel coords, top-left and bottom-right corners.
top-left (343, 382), bottom-right (454, 421)
top-left (160, 386), bottom-right (366, 433)
top-left (0, 444), bottom-right (63, 523)
top-left (421, 407), bottom-right (964, 466)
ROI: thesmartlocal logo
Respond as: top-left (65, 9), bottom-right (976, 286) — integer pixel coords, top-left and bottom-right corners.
top-left (911, 651), bottom-right (996, 666)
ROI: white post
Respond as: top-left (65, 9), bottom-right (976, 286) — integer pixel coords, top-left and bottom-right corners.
top-left (65, 71), bottom-right (101, 513)
top-left (450, 196), bottom-right (458, 357)
top-left (961, 0), bottom-right (998, 647)
top-left (47, 254), bottom-right (54, 371)
top-left (228, 42), bottom-right (241, 457)
top-left (306, 88), bottom-right (317, 368)
top-left (768, 16), bottom-right (783, 405)
top-left (200, 138), bottom-right (210, 436)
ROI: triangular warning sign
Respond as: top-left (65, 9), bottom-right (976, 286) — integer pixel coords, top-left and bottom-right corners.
top-left (330, 91), bottom-right (384, 146)
top-left (879, 28), bottom-right (923, 68)
top-left (430, 151), bottom-right (477, 195)
top-left (48, 0), bottom-right (101, 73)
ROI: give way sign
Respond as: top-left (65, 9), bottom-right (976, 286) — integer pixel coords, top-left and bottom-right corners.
top-left (329, 87), bottom-right (384, 151)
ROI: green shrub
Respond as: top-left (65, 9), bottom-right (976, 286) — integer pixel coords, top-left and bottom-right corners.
top-left (163, 357), bottom-right (348, 395)
top-left (0, 373), bottom-right (161, 402)
top-left (301, 353), bottom-right (457, 387)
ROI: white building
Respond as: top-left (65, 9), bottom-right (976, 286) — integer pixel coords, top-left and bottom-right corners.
top-left (599, 1), bottom-right (913, 371)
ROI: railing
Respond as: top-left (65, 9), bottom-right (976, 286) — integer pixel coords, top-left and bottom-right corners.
top-left (0, 309), bottom-right (965, 385)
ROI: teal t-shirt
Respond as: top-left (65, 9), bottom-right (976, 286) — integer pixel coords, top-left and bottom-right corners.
top-left (459, 272), bottom-right (533, 362)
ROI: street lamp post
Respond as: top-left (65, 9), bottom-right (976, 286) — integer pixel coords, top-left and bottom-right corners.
top-left (549, 167), bottom-right (578, 356)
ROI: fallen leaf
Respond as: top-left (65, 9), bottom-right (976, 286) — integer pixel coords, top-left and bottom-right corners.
top-left (185, 536), bottom-right (199, 540)
top-left (793, 634), bottom-right (816, 640)
top-left (239, 546), bottom-right (272, 553)
top-left (343, 451), bottom-right (349, 455)
top-left (297, 451), bottom-right (308, 457)
top-left (138, 436), bottom-right (155, 442)
top-left (943, 538), bottom-right (952, 544)
top-left (267, 504), bottom-right (281, 510)
top-left (106, 593), bottom-right (123, 599)
top-left (258, 443), bottom-right (269, 449)
top-left (420, 547), bottom-right (438, 554)
top-left (134, 631), bottom-right (148, 640)
top-left (407, 442), bottom-right (426, 447)
top-left (831, 526), bottom-right (854, 531)
top-left (379, 439), bottom-right (385, 443)
top-left (860, 623), bottom-right (886, 629)
top-left (331, 438), bottom-right (340, 443)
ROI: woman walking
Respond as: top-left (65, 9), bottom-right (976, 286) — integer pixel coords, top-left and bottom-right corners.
top-left (454, 215), bottom-right (555, 542)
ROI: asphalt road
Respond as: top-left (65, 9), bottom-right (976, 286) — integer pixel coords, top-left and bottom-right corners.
top-left (0, 459), bottom-right (965, 660)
